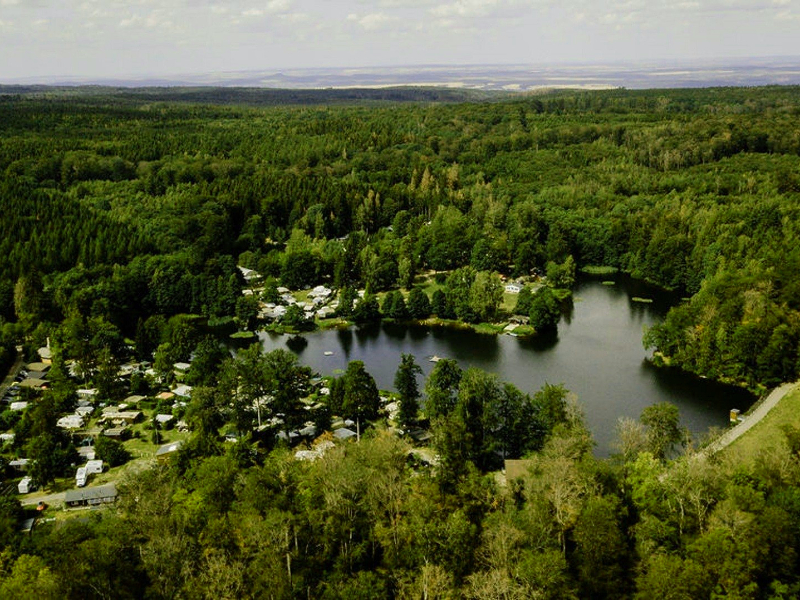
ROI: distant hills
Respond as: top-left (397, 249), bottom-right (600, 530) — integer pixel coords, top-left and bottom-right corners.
top-left (4, 56), bottom-right (800, 91)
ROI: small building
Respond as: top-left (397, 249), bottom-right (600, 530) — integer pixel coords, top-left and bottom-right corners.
top-left (57, 414), bottom-right (85, 429)
top-left (37, 346), bottom-right (52, 362)
top-left (123, 395), bottom-right (146, 405)
top-left (64, 484), bottom-right (117, 508)
top-left (0, 433), bottom-right (15, 444)
top-left (101, 410), bottom-right (142, 424)
top-left (75, 406), bottom-right (94, 418)
top-left (155, 414), bottom-right (175, 425)
top-left (172, 385), bottom-right (192, 398)
top-left (309, 285), bottom-right (332, 298)
top-left (333, 428), bottom-right (357, 441)
top-left (156, 441), bottom-right (183, 461)
top-left (238, 266), bottom-right (260, 283)
top-left (18, 476), bottom-right (34, 494)
top-left (9, 458), bottom-right (29, 472)
top-left (505, 283), bottom-right (523, 294)
top-left (103, 427), bottom-right (128, 438)
top-left (18, 379), bottom-right (46, 390)
top-left (78, 447), bottom-right (97, 461)
top-left (156, 391), bottom-right (175, 402)
top-left (316, 307), bottom-right (335, 319)
top-left (77, 389), bottom-right (98, 400)
top-left (10, 401), bottom-right (29, 411)
top-left (25, 362), bottom-right (50, 373)
top-left (85, 460), bottom-right (103, 475)
top-left (174, 362), bottom-right (191, 373)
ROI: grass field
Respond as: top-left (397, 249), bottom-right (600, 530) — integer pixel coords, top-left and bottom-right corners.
top-left (720, 385), bottom-right (800, 464)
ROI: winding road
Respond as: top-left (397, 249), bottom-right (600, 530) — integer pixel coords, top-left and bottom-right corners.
top-left (704, 381), bottom-right (797, 456)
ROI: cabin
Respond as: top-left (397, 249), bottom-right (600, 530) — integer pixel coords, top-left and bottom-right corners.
top-left (9, 458), bottom-right (29, 472)
top-left (64, 484), bottom-right (118, 508)
top-left (57, 414), bottom-right (85, 430)
top-left (18, 379), bottom-right (47, 390)
top-left (155, 414), bottom-right (175, 426)
top-left (37, 346), bottom-right (52, 363)
top-left (333, 428), bottom-right (357, 441)
top-left (156, 441), bottom-right (183, 461)
top-left (102, 427), bottom-right (128, 439)
top-left (172, 385), bottom-right (192, 398)
top-left (78, 446), bottom-right (96, 461)
top-left (238, 266), bottom-right (260, 283)
top-left (100, 410), bottom-right (142, 424)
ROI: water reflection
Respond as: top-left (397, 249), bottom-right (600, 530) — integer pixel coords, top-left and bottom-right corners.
top-left (517, 330), bottom-right (559, 353)
top-left (336, 329), bottom-right (353, 358)
top-left (285, 335), bottom-right (308, 353)
top-left (256, 275), bottom-right (756, 456)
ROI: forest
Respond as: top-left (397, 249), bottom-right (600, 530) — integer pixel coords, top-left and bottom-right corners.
top-left (1, 85), bottom-right (800, 597)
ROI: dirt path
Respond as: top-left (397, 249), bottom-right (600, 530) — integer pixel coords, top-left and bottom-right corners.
top-left (0, 347), bottom-right (24, 394)
top-left (705, 381), bottom-right (797, 456)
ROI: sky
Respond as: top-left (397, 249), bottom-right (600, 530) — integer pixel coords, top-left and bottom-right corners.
top-left (1, 0), bottom-right (799, 81)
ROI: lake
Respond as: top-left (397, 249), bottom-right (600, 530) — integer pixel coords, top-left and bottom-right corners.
top-left (257, 275), bottom-right (756, 455)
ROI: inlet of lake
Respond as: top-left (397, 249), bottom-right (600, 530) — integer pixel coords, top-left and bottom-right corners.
top-left (257, 274), bottom-right (756, 456)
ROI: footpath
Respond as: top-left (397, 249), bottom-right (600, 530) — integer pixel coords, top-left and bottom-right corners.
top-left (0, 347), bottom-right (24, 395)
top-left (704, 381), bottom-right (797, 456)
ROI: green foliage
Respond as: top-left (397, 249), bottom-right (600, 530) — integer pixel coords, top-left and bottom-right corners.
top-left (529, 287), bottom-right (561, 333)
top-left (514, 285), bottom-right (534, 316)
top-left (94, 435), bottom-right (131, 467)
top-left (341, 360), bottom-right (380, 427)
top-left (640, 401), bottom-right (687, 460)
top-left (425, 358), bottom-right (463, 419)
top-left (407, 287), bottom-right (431, 319)
top-left (394, 353), bottom-right (422, 429)
top-left (546, 255), bottom-right (576, 290)
top-left (352, 294), bottom-right (381, 324)
top-left (5, 85), bottom-right (800, 598)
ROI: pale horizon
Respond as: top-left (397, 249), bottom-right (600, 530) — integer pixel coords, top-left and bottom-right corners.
top-left (2, 0), bottom-right (800, 83)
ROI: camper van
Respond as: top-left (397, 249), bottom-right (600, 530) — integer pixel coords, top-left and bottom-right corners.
top-left (76, 467), bottom-right (87, 487)
top-left (17, 476), bottom-right (33, 494)
top-left (85, 460), bottom-right (103, 475)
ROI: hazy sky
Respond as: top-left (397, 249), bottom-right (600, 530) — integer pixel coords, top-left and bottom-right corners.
top-left (1, 0), bottom-right (799, 80)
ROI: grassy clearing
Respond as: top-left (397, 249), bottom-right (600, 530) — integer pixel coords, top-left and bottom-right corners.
top-left (581, 265), bottom-right (620, 275)
top-left (720, 386), bottom-right (800, 464)
top-left (473, 322), bottom-right (507, 335)
top-left (502, 292), bottom-right (519, 312)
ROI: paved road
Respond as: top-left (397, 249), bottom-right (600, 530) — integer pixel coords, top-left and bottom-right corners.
top-left (20, 490), bottom-right (66, 507)
top-left (705, 381), bottom-right (797, 455)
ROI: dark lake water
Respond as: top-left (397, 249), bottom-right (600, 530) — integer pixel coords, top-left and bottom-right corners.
top-left (257, 275), bottom-right (756, 455)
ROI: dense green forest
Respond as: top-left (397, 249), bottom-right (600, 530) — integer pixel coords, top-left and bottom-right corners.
top-left (2, 85), bottom-right (800, 598)
top-left (2, 85), bottom-right (800, 389)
